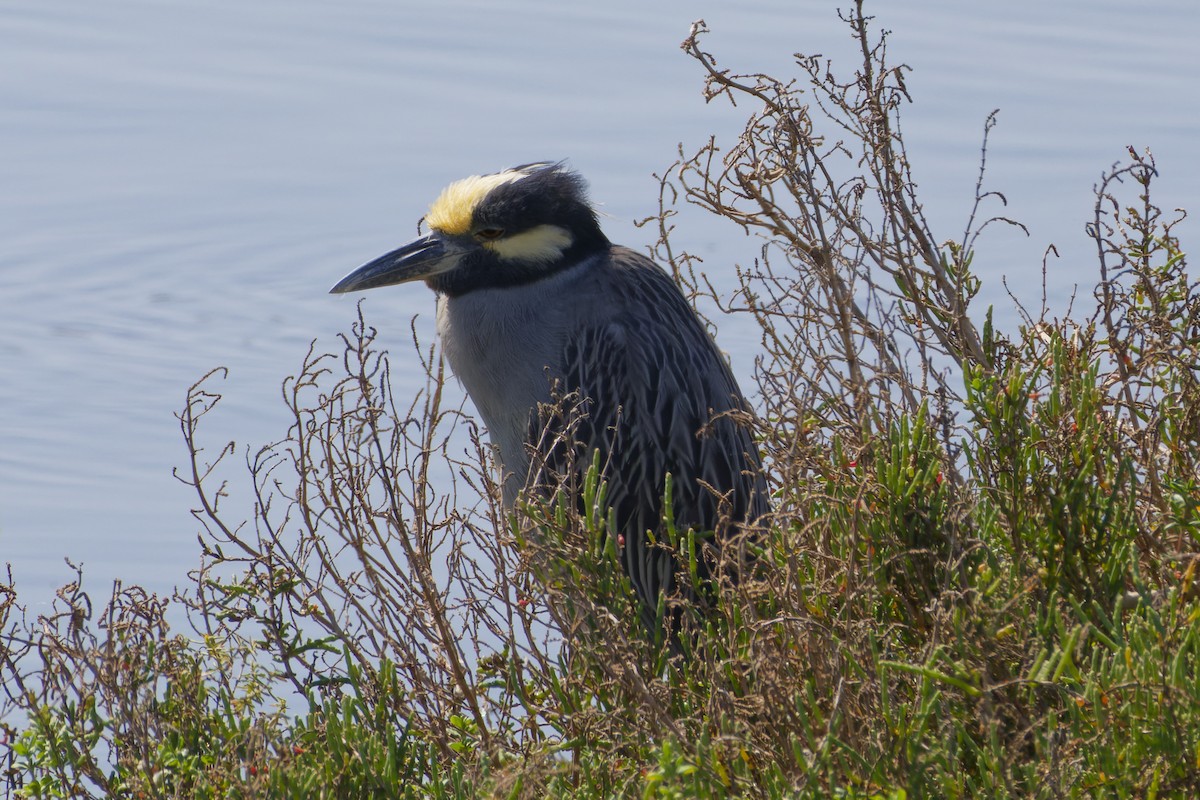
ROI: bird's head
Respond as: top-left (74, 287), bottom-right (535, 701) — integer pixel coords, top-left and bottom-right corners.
top-left (330, 162), bottom-right (609, 297)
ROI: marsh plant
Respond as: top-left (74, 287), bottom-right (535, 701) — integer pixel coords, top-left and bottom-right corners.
top-left (4, 3), bottom-right (1199, 797)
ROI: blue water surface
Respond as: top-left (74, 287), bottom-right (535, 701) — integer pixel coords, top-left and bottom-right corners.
top-left (1, 0), bottom-right (1196, 608)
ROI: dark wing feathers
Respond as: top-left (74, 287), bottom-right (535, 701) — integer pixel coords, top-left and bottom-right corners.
top-left (535, 250), bottom-right (768, 625)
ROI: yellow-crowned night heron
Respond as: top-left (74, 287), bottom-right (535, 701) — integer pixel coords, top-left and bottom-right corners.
top-left (331, 162), bottom-right (767, 634)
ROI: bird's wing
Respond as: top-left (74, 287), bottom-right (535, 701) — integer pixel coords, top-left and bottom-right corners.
top-left (531, 253), bottom-right (767, 615)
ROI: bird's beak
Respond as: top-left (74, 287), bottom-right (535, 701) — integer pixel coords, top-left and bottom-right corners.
top-left (329, 231), bottom-right (467, 294)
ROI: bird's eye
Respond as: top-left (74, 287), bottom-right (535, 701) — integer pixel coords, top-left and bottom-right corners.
top-left (475, 228), bottom-right (505, 241)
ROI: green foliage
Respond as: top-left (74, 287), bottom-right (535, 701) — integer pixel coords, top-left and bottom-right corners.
top-left (259, 659), bottom-right (461, 799)
top-left (1, 602), bottom-right (452, 800)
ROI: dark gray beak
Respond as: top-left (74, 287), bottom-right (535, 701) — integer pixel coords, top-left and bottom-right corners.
top-left (329, 232), bottom-right (465, 294)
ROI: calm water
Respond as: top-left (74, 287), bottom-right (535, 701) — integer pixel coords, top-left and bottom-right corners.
top-left (2, 0), bottom-right (1197, 608)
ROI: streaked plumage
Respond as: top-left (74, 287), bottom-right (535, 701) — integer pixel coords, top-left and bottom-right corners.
top-left (331, 162), bottom-right (768, 634)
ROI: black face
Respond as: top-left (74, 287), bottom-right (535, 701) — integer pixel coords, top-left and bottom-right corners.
top-left (331, 164), bottom-right (615, 299)
top-left (428, 165), bottom-right (611, 297)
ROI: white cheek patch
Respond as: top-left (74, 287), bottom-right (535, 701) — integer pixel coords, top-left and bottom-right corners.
top-left (485, 224), bottom-right (574, 263)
